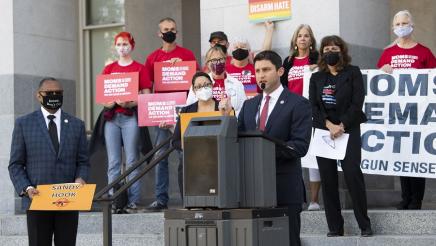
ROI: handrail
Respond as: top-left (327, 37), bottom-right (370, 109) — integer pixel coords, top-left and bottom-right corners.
top-left (93, 135), bottom-right (176, 246)
top-left (94, 135), bottom-right (173, 201)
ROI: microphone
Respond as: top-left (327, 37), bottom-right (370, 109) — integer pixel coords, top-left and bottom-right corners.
top-left (260, 82), bottom-right (266, 90)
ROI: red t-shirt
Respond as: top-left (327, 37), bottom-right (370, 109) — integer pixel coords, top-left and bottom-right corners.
top-left (102, 60), bottom-right (151, 90)
top-left (212, 78), bottom-right (226, 101)
top-left (226, 63), bottom-right (260, 97)
top-left (102, 61), bottom-right (150, 114)
top-left (377, 43), bottom-right (436, 69)
top-left (287, 56), bottom-right (309, 96)
top-left (144, 45), bottom-right (199, 92)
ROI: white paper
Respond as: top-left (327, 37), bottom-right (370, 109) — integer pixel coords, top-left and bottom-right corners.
top-left (308, 128), bottom-right (349, 160)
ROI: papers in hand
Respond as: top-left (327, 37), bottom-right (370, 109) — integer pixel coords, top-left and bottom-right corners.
top-left (308, 128), bottom-right (349, 160)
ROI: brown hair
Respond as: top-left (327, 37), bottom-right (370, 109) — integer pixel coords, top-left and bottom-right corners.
top-left (290, 24), bottom-right (317, 57)
top-left (318, 35), bottom-right (351, 72)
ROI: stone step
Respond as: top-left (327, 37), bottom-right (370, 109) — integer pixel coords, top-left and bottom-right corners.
top-left (301, 210), bottom-right (436, 235)
top-left (2, 233), bottom-right (435, 246)
top-left (0, 212), bottom-right (164, 236)
top-left (0, 234), bottom-right (163, 246)
top-left (2, 210), bottom-right (436, 240)
top-left (300, 234), bottom-right (436, 246)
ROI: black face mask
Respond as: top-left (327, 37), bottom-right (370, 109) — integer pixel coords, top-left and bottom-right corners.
top-left (161, 31), bottom-right (176, 43)
top-left (215, 43), bottom-right (227, 54)
top-left (232, 48), bottom-right (249, 61)
top-left (323, 52), bottom-right (340, 66)
top-left (40, 94), bottom-right (63, 110)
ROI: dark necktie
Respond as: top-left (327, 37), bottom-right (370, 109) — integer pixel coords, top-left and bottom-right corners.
top-left (259, 95), bottom-right (271, 131)
top-left (47, 115), bottom-right (59, 154)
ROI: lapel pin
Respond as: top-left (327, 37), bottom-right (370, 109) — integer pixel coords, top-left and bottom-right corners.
top-left (64, 119), bottom-right (68, 123)
top-left (280, 100), bottom-right (284, 104)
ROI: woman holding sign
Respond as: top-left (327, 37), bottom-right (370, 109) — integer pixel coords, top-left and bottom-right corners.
top-left (173, 71), bottom-right (233, 198)
top-left (186, 46), bottom-right (247, 116)
top-left (377, 10), bottom-right (436, 210)
top-left (98, 32), bottom-right (151, 212)
top-left (309, 35), bottom-right (372, 237)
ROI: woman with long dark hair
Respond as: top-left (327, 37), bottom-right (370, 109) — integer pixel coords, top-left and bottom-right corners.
top-left (309, 35), bottom-right (372, 237)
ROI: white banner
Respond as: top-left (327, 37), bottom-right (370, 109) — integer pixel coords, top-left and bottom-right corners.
top-left (302, 69), bottom-right (436, 179)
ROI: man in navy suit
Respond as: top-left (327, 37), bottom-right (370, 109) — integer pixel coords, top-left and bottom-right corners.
top-left (8, 77), bottom-right (89, 246)
top-left (238, 51), bottom-right (312, 246)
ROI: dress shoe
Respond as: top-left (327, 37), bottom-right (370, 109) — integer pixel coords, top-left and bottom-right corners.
top-left (396, 200), bottom-right (410, 210)
top-left (327, 229), bottom-right (344, 237)
top-left (408, 201), bottom-right (422, 210)
top-left (361, 228), bottom-right (373, 237)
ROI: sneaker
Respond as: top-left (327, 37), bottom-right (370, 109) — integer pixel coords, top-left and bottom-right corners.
top-left (125, 203), bottom-right (138, 214)
top-left (146, 201), bottom-right (168, 212)
top-left (307, 202), bottom-right (321, 211)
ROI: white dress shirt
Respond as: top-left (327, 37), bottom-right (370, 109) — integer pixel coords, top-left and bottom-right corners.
top-left (41, 107), bottom-right (61, 142)
top-left (257, 84), bottom-right (284, 126)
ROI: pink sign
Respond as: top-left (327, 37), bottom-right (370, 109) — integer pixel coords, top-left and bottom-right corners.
top-left (137, 92), bottom-right (187, 126)
top-left (153, 61), bottom-right (197, 92)
top-left (95, 72), bottom-right (139, 103)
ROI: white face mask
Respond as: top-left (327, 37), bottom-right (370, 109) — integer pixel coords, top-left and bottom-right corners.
top-left (393, 25), bottom-right (413, 38)
top-left (195, 87), bottom-right (213, 101)
top-left (115, 45), bottom-right (132, 57)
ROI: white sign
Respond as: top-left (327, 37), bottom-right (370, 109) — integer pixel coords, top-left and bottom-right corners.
top-left (302, 69), bottom-right (436, 179)
top-left (309, 128), bottom-right (349, 160)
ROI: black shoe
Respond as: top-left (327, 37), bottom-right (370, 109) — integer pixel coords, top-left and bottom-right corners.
top-left (327, 229), bottom-right (344, 237)
top-left (361, 228), bottom-right (373, 237)
top-left (146, 201), bottom-right (168, 212)
top-left (396, 200), bottom-right (410, 210)
top-left (408, 201), bottom-right (422, 210)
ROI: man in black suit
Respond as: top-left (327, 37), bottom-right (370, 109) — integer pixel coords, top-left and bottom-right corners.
top-left (9, 77), bottom-right (89, 246)
top-left (238, 50), bottom-right (312, 246)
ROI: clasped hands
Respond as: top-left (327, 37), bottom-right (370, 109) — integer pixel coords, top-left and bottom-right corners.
top-left (326, 120), bottom-right (345, 140)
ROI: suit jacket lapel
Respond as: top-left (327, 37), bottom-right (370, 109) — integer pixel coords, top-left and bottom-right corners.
top-left (36, 110), bottom-right (57, 154)
top-left (265, 90), bottom-right (288, 132)
top-left (58, 112), bottom-right (69, 157)
top-left (334, 67), bottom-right (350, 92)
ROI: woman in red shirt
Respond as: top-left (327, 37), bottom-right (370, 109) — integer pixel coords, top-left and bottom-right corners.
top-left (377, 10), bottom-right (436, 210)
top-left (99, 32), bottom-right (151, 212)
top-left (225, 38), bottom-right (259, 98)
top-left (378, 10), bottom-right (436, 73)
top-left (281, 24), bottom-right (322, 211)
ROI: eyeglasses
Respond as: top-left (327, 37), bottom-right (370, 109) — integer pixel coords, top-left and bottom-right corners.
top-left (39, 90), bottom-right (64, 96)
top-left (193, 82), bottom-right (213, 91)
top-left (207, 58), bottom-right (226, 65)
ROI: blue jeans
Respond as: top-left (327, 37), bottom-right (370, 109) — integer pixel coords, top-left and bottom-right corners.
top-left (153, 127), bottom-right (182, 205)
top-left (105, 113), bottom-right (141, 205)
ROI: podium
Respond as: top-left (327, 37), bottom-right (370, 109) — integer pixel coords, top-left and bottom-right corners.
top-left (166, 116), bottom-right (290, 246)
top-left (183, 116), bottom-right (240, 208)
top-left (238, 131), bottom-right (277, 208)
top-left (165, 208), bottom-right (289, 246)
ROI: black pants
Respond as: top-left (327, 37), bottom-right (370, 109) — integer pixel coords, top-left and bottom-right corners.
top-left (316, 128), bottom-right (371, 232)
top-left (27, 210), bottom-right (79, 246)
top-left (400, 176), bottom-right (426, 205)
top-left (287, 204), bottom-right (302, 246)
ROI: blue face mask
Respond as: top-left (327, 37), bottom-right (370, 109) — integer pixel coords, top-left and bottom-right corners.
top-left (393, 25), bottom-right (413, 38)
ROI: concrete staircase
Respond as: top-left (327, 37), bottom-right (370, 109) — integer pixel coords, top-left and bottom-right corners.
top-left (1, 210), bottom-right (436, 246)
top-left (301, 210), bottom-right (436, 246)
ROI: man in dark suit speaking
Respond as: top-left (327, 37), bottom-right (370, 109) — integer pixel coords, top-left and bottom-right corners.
top-left (238, 51), bottom-right (312, 246)
top-left (8, 77), bottom-right (90, 246)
